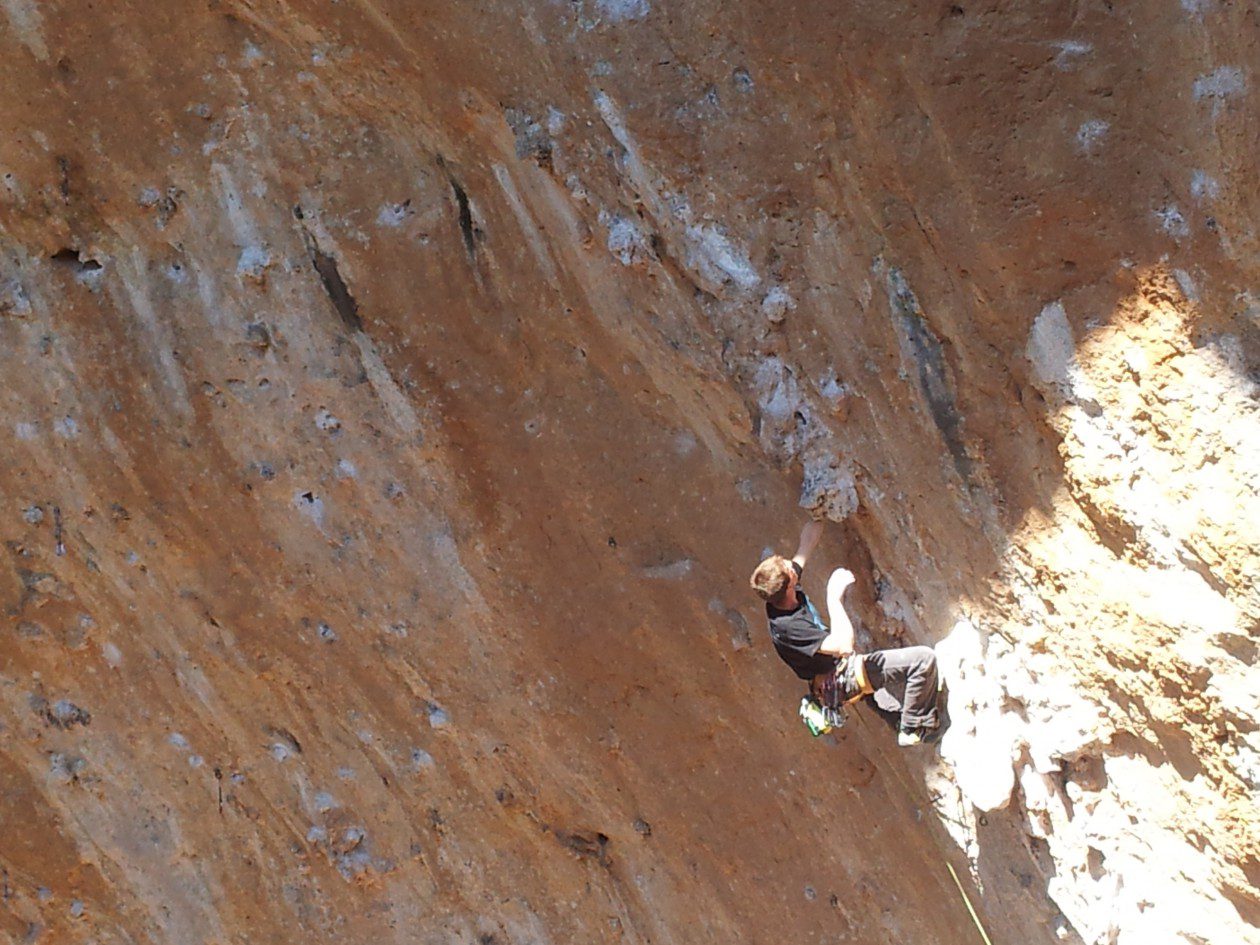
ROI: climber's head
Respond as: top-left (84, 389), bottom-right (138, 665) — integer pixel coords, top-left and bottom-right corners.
top-left (750, 555), bottom-right (796, 607)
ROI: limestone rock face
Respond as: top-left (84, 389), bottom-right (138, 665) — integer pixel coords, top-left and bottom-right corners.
top-left (1, 3), bottom-right (1256, 945)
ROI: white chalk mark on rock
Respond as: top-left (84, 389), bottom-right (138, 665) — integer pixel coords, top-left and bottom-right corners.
top-left (235, 245), bottom-right (272, 283)
top-left (593, 90), bottom-right (758, 295)
top-left (600, 210), bottom-right (650, 267)
top-left (1051, 40), bottom-right (1092, 70)
top-left (683, 221), bottom-right (760, 292)
top-left (1193, 66), bottom-right (1246, 118)
top-left (595, 0), bottom-right (649, 22)
top-left (1154, 204), bottom-right (1189, 238)
top-left (294, 490), bottom-right (326, 528)
top-left (799, 455), bottom-right (858, 522)
top-left (1173, 269), bottom-right (1200, 303)
top-left (376, 201), bottom-right (412, 227)
top-left (643, 558), bottom-right (694, 580)
top-left (1027, 301), bottom-right (1084, 401)
top-left (1, 0), bottom-right (48, 61)
top-left (1190, 169), bottom-right (1219, 203)
top-left (1075, 119), bottom-right (1110, 153)
top-left (761, 285), bottom-right (795, 323)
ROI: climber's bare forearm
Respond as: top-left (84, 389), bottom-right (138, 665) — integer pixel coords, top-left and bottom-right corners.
top-left (792, 519), bottom-right (824, 568)
top-left (818, 567), bottom-right (857, 657)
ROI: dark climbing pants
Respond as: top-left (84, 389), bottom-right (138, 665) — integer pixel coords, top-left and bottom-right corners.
top-left (862, 645), bottom-right (939, 731)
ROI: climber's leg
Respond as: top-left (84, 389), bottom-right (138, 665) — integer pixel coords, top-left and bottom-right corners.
top-left (861, 645), bottom-right (939, 732)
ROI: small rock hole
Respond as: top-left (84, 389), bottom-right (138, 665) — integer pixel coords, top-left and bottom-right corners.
top-left (50, 248), bottom-right (102, 273)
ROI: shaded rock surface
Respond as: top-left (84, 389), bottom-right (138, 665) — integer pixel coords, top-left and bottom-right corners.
top-left (0, 3), bottom-right (1256, 944)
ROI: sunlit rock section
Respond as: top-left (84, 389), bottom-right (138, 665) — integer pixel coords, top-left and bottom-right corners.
top-left (0, 2), bottom-right (1257, 945)
top-left (901, 272), bottom-right (1259, 945)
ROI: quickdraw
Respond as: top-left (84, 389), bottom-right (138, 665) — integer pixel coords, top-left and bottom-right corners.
top-left (798, 696), bottom-right (847, 736)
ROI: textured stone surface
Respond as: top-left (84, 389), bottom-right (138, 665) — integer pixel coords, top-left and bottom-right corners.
top-left (1, 2), bottom-right (1257, 944)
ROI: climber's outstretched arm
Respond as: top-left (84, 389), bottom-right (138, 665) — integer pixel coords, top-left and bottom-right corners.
top-left (791, 519), bottom-right (824, 569)
top-left (817, 568), bottom-right (857, 657)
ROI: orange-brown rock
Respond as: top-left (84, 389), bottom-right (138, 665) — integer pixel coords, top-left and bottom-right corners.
top-left (1, 3), bottom-right (1256, 944)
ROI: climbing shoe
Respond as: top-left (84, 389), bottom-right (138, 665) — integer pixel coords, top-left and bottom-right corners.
top-left (897, 727), bottom-right (923, 747)
top-left (897, 723), bottom-right (940, 747)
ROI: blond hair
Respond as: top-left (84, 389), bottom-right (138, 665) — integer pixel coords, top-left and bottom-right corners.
top-left (750, 555), bottom-right (794, 604)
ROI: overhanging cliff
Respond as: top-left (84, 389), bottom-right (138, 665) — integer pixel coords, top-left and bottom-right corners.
top-left (1, 3), bottom-right (1256, 944)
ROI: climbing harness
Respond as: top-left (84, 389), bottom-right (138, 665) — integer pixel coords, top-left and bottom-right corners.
top-left (799, 654), bottom-right (872, 737)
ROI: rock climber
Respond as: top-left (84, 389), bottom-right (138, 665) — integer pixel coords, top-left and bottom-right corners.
top-left (749, 518), bottom-right (941, 746)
